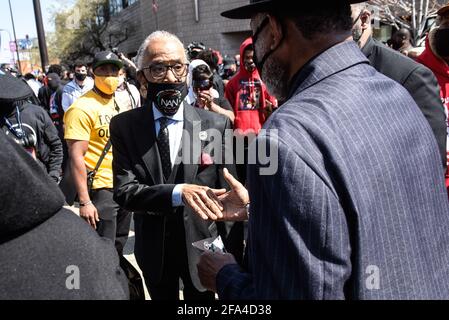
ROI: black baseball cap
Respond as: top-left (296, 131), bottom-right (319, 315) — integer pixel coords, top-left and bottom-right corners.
top-left (92, 51), bottom-right (123, 71)
top-left (221, 0), bottom-right (368, 19)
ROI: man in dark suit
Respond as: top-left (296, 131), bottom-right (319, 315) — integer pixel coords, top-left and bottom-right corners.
top-left (196, 0), bottom-right (449, 299)
top-left (352, 3), bottom-right (447, 171)
top-left (110, 31), bottom-right (241, 300)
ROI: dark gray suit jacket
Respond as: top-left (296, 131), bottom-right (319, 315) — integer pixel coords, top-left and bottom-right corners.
top-left (111, 102), bottom-right (240, 291)
top-left (362, 36), bottom-right (447, 170)
top-left (217, 41), bottom-right (449, 300)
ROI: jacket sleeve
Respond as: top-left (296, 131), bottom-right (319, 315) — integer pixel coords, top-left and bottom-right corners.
top-left (42, 110), bottom-right (63, 179)
top-left (61, 89), bottom-right (73, 112)
top-left (403, 65), bottom-right (447, 171)
top-left (38, 87), bottom-right (47, 110)
top-left (217, 135), bottom-right (352, 299)
top-left (110, 116), bottom-right (175, 213)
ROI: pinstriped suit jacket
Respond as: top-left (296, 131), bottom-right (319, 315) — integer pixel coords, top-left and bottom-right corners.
top-left (216, 41), bottom-right (449, 300)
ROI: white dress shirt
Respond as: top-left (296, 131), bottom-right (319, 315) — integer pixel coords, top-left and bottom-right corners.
top-left (152, 104), bottom-right (185, 207)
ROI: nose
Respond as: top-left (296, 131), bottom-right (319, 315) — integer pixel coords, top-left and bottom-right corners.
top-left (164, 68), bottom-right (179, 83)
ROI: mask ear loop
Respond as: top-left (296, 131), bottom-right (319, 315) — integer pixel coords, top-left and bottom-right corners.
top-left (253, 16), bottom-right (286, 75)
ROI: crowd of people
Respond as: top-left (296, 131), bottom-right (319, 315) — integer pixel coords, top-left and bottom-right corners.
top-left (0, 0), bottom-right (449, 300)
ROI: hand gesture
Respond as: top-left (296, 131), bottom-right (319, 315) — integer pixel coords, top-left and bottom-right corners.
top-left (182, 184), bottom-right (226, 220)
top-left (212, 168), bottom-right (250, 221)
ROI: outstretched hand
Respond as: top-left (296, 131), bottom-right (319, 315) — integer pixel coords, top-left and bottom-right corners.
top-left (182, 184), bottom-right (226, 220)
top-left (211, 168), bottom-right (250, 221)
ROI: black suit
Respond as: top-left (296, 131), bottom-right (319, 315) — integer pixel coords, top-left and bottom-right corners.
top-left (110, 101), bottom-right (241, 300)
top-left (362, 36), bottom-right (447, 170)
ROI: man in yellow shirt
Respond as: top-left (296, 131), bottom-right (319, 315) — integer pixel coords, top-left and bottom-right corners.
top-left (64, 51), bottom-right (131, 255)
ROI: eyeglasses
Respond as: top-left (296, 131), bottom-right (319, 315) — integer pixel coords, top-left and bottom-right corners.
top-left (252, 16), bottom-right (270, 46)
top-left (143, 63), bottom-right (189, 80)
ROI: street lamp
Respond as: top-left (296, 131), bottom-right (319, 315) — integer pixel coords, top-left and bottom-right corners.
top-left (33, 0), bottom-right (49, 71)
top-left (7, 0), bottom-right (21, 72)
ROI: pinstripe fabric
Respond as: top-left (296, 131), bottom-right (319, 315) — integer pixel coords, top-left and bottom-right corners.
top-left (216, 41), bottom-right (449, 300)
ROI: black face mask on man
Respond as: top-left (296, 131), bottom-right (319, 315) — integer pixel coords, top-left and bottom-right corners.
top-left (147, 82), bottom-right (188, 116)
top-left (75, 72), bottom-right (87, 82)
top-left (252, 16), bottom-right (285, 77)
top-left (434, 28), bottom-right (449, 59)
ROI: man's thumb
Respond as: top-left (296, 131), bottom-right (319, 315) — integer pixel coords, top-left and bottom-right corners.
top-left (223, 168), bottom-right (241, 189)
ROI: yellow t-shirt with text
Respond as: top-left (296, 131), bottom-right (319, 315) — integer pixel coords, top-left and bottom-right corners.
top-left (64, 90), bottom-right (119, 190)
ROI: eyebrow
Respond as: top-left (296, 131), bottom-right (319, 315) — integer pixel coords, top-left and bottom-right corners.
top-left (150, 59), bottom-right (184, 64)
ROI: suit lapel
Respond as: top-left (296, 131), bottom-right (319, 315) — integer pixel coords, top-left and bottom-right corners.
top-left (182, 103), bottom-right (203, 184)
top-left (134, 103), bottom-right (164, 184)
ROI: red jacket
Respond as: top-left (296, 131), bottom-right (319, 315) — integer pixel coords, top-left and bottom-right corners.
top-left (225, 38), bottom-right (277, 135)
top-left (417, 33), bottom-right (449, 190)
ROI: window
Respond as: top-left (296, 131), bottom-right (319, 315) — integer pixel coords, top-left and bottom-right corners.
top-left (96, 5), bottom-right (106, 26)
top-left (107, 0), bottom-right (138, 17)
top-left (109, 0), bottom-right (123, 16)
top-left (122, 0), bottom-right (138, 9)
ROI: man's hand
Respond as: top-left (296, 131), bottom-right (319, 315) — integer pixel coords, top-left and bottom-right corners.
top-left (79, 203), bottom-right (100, 229)
top-left (264, 100), bottom-right (274, 118)
top-left (197, 252), bottom-right (237, 293)
top-left (198, 91), bottom-right (213, 110)
top-left (182, 184), bottom-right (226, 220)
top-left (212, 168), bottom-right (250, 221)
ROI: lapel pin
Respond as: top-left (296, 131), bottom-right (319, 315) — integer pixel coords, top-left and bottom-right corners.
top-left (199, 131), bottom-right (208, 141)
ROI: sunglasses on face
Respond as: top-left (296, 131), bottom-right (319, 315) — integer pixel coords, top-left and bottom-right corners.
top-left (192, 79), bottom-right (213, 91)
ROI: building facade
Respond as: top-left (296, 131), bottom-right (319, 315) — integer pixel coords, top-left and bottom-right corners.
top-left (108, 0), bottom-right (251, 57)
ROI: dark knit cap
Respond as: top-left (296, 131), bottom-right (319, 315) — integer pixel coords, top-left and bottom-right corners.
top-left (0, 72), bottom-right (34, 104)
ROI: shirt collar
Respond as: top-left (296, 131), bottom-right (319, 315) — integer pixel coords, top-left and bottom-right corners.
top-left (152, 102), bottom-right (184, 122)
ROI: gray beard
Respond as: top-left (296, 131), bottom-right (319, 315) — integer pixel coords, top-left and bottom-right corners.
top-left (262, 57), bottom-right (290, 102)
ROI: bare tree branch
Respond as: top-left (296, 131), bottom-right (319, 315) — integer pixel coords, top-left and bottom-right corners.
top-left (51, 0), bottom-right (137, 66)
top-left (368, 0), bottom-right (445, 45)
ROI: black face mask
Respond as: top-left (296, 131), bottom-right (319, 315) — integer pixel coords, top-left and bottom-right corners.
top-left (48, 79), bottom-right (60, 92)
top-left (75, 72), bottom-right (87, 82)
top-left (434, 28), bottom-right (449, 58)
top-left (147, 82), bottom-right (188, 116)
top-left (252, 17), bottom-right (284, 77)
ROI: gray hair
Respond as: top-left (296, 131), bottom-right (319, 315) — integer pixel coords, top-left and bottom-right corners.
top-left (136, 31), bottom-right (187, 70)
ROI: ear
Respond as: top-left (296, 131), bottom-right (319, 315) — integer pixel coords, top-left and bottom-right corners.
top-left (360, 10), bottom-right (371, 31)
top-left (137, 70), bottom-right (146, 86)
top-left (267, 14), bottom-right (284, 50)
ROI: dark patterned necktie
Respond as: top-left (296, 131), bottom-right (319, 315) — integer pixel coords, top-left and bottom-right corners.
top-left (157, 117), bottom-right (172, 181)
